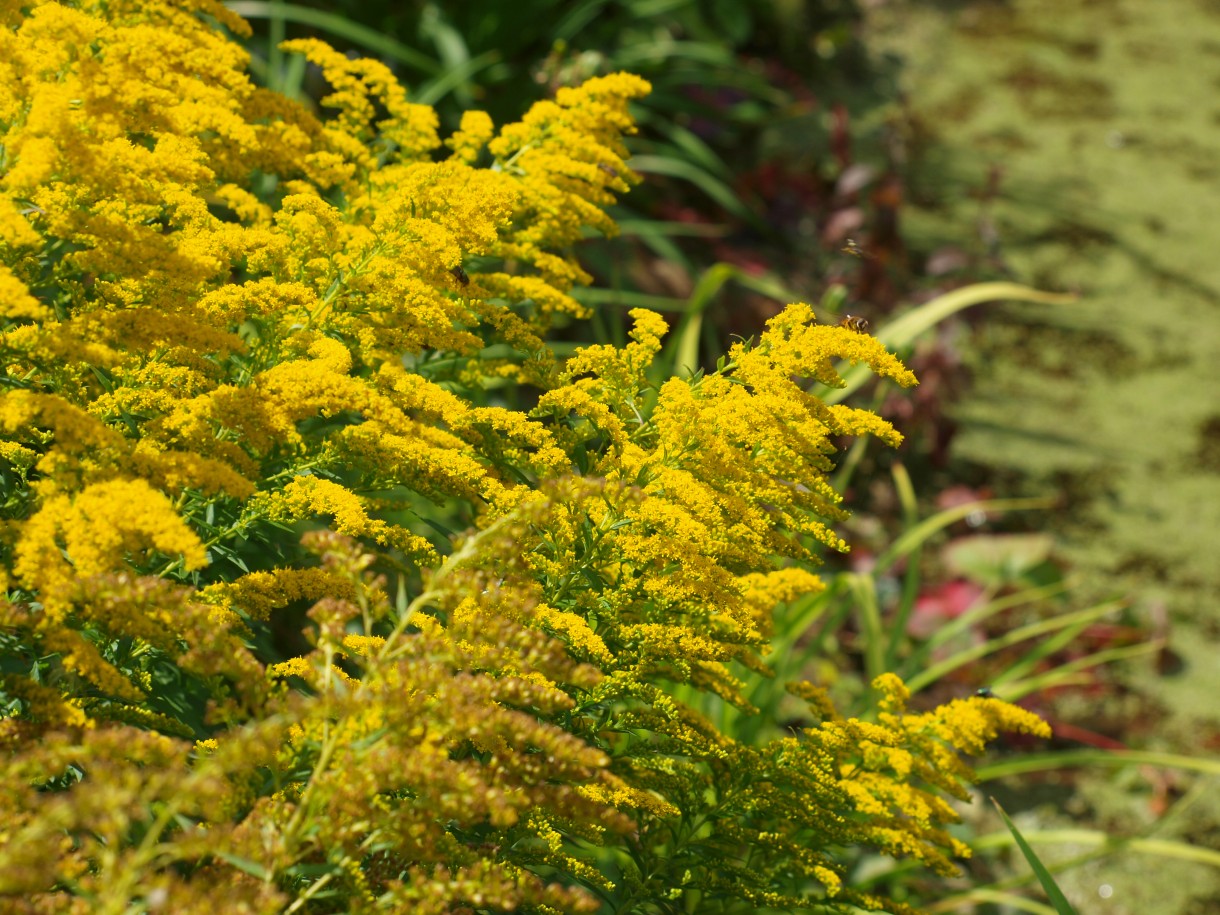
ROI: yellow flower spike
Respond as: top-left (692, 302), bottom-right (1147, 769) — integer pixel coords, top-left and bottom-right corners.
top-left (280, 37), bottom-right (440, 166)
top-left (0, 5), bottom-right (1054, 910)
top-left (12, 479), bottom-right (207, 606)
top-left (446, 110), bottom-right (496, 163)
top-left (0, 196), bottom-right (42, 250)
top-left (198, 567), bottom-right (357, 621)
top-left (873, 672), bottom-right (912, 712)
top-left (255, 476), bottom-right (436, 562)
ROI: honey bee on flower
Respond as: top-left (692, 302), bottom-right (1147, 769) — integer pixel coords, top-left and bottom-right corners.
top-left (838, 314), bottom-right (869, 333)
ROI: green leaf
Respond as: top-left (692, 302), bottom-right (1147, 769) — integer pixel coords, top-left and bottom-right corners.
top-left (874, 497), bottom-right (1052, 576)
top-left (628, 154), bottom-right (760, 224)
top-left (933, 889), bottom-right (1059, 915)
top-left (991, 798), bottom-right (1080, 915)
top-left (999, 640), bottom-right (1163, 700)
top-left (826, 282), bottom-right (1078, 405)
top-left (944, 533), bottom-right (1055, 588)
top-left (711, 0), bottom-right (752, 44)
top-left (213, 850), bottom-right (273, 882)
top-left (414, 51), bottom-right (501, 106)
top-left (226, 2), bottom-right (442, 74)
top-left (662, 262), bottom-right (740, 377)
top-left (977, 749), bottom-right (1220, 781)
top-left (554, 0), bottom-right (612, 41)
top-left (905, 599), bottom-right (1124, 693)
top-left (845, 572), bottom-right (885, 682)
top-left (573, 287), bottom-right (688, 312)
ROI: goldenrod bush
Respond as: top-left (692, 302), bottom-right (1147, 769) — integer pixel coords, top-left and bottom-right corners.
top-left (0, 2), bottom-right (1049, 912)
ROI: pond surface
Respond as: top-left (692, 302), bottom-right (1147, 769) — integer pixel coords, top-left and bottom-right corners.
top-left (865, 1), bottom-right (1220, 911)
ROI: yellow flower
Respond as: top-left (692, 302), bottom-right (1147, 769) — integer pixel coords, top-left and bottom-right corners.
top-left (445, 110), bottom-right (495, 163)
top-left (12, 479), bottom-right (207, 606)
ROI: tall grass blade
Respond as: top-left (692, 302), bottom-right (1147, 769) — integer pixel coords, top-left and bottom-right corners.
top-left (926, 889), bottom-right (1058, 914)
top-left (628, 154), bottom-right (760, 224)
top-left (977, 749), bottom-right (1220, 781)
top-left (905, 600), bottom-right (1123, 692)
top-left (827, 283), bottom-right (1078, 405)
top-left (873, 497), bottom-right (1051, 576)
top-left (226, 2), bottom-right (442, 73)
top-left (981, 825), bottom-right (1220, 871)
top-left (1000, 640), bottom-right (1164, 699)
top-left (991, 798), bottom-right (1080, 915)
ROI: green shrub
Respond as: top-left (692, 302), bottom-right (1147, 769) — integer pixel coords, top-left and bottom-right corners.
top-left (0, 2), bottom-right (1048, 911)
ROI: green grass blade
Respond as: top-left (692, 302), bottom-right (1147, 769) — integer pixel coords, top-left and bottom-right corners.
top-left (885, 463), bottom-right (922, 671)
top-left (905, 600), bottom-right (1123, 693)
top-left (554, 0), bottom-right (612, 40)
top-left (928, 889), bottom-right (1059, 915)
top-left (977, 749), bottom-right (1220, 781)
top-left (769, 584), bottom-right (839, 663)
top-left (652, 127), bottom-right (737, 183)
top-left (924, 579), bottom-right (1070, 651)
top-left (878, 282), bottom-right (1078, 348)
top-left (226, 2), bottom-right (442, 73)
top-left (1000, 640), bottom-right (1164, 700)
top-left (979, 825), bottom-right (1220, 870)
top-left (612, 39), bottom-right (736, 69)
top-left (614, 219), bottom-right (729, 239)
top-left (845, 572), bottom-right (885, 682)
top-left (991, 798), bottom-right (1080, 915)
top-left (628, 154), bottom-right (759, 224)
top-left (873, 497), bottom-right (1052, 576)
top-left (727, 271), bottom-right (807, 304)
top-left (662, 263), bottom-right (739, 376)
top-left (992, 616), bottom-right (1096, 685)
top-left (573, 288), bottom-right (688, 311)
top-left (414, 50), bottom-right (501, 106)
top-left (827, 282), bottom-right (1077, 405)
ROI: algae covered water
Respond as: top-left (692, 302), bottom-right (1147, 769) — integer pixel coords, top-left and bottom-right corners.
top-left (867, 0), bottom-right (1220, 911)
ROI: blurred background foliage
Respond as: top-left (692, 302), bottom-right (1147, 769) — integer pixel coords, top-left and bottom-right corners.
top-left (224, 0), bottom-right (1220, 912)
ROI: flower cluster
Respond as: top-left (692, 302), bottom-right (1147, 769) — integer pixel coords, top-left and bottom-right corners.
top-left (0, 2), bottom-right (1048, 912)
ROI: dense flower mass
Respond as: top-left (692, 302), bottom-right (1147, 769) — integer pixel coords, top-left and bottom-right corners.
top-left (0, 1), bottom-right (1049, 912)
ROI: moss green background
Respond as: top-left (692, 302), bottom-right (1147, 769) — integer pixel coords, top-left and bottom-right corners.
top-left (866, 1), bottom-right (1220, 911)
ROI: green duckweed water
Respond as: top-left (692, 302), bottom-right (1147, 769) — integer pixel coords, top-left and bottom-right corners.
top-left (865, 1), bottom-right (1220, 911)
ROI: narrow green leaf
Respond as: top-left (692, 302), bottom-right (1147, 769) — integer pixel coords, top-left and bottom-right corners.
top-left (226, 2), bottom-right (442, 74)
top-left (977, 826), bottom-right (1220, 870)
top-left (885, 463), bottom-right (923, 672)
top-left (924, 579), bottom-right (1070, 651)
top-left (977, 749), bottom-right (1220, 781)
top-left (572, 288), bottom-right (688, 312)
top-left (874, 497), bottom-right (1052, 575)
top-left (612, 39), bottom-right (736, 69)
top-left (663, 263), bottom-right (740, 376)
top-left (847, 572), bottom-right (885, 682)
top-left (991, 798), bottom-right (1080, 915)
top-left (615, 219), bottom-right (729, 238)
top-left (414, 50), bottom-right (500, 106)
top-left (906, 599), bottom-right (1123, 693)
top-left (826, 282), bottom-right (1078, 405)
top-left (554, 0), bottom-right (612, 41)
top-left (928, 889), bottom-right (1059, 915)
top-left (999, 640), bottom-right (1164, 700)
top-left (213, 850), bottom-right (273, 882)
top-left (628, 154), bottom-right (759, 224)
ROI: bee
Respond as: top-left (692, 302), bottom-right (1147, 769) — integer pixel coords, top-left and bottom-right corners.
top-left (838, 314), bottom-right (869, 333)
top-left (976, 687), bottom-right (995, 699)
top-left (450, 265), bottom-right (469, 286)
top-left (598, 162), bottom-right (620, 179)
top-left (841, 238), bottom-right (865, 257)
